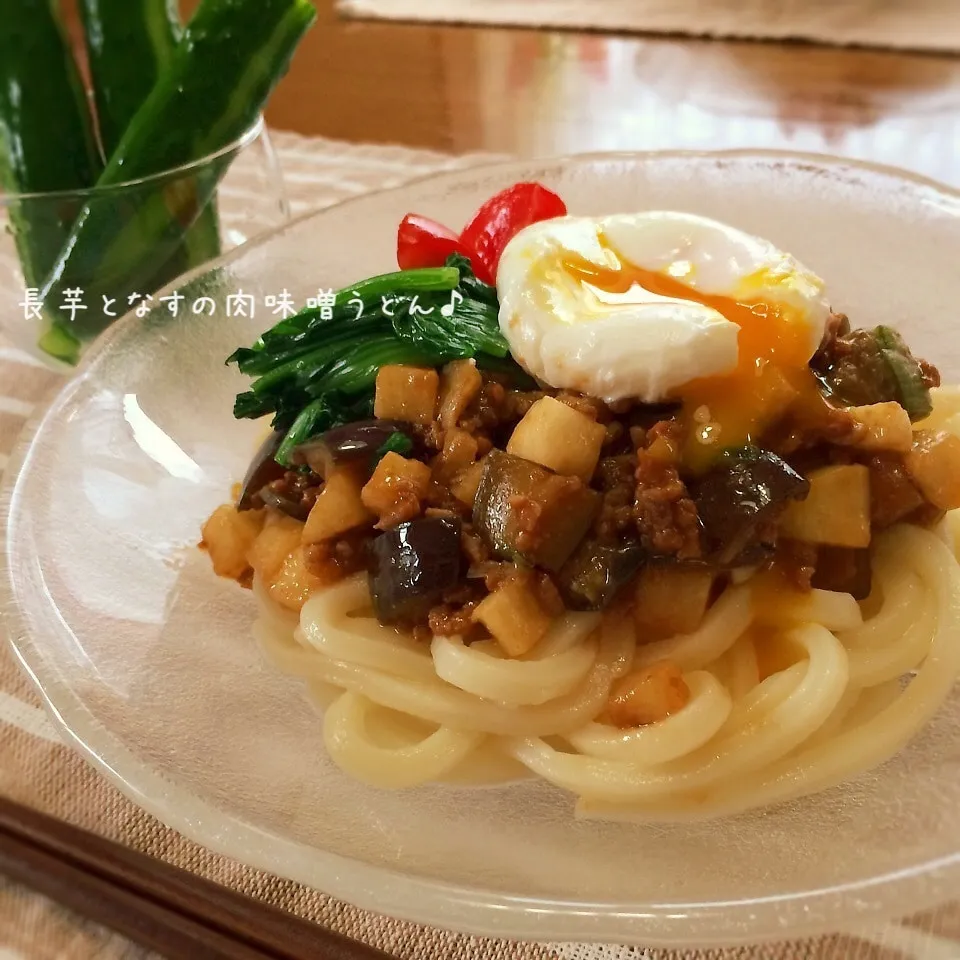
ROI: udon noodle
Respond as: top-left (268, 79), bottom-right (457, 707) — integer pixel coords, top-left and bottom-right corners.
top-left (254, 518), bottom-right (960, 820)
top-left (202, 190), bottom-right (960, 821)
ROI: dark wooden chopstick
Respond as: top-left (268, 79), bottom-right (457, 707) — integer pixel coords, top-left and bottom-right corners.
top-left (0, 795), bottom-right (395, 960)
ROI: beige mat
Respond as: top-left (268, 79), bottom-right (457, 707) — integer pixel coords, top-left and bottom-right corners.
top-left (338, 0), bottom-right (960, 54)
top-left (1, 129), bottom-right (959, 960)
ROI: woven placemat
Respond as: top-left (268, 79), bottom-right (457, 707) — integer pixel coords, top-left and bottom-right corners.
top-left (338, 0), bottom-right (960, 54)
top-left (0, 129), bottom-right (958, 960)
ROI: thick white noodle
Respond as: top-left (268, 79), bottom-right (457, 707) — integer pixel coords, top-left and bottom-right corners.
top-left (431, 631), bottom-right (597, 705)
top-left (577, 525), bottom-right (960, 821)
top-left (323, 691), bottom-right (486, 787)
top-left (253, 514), bottom-right (960, 819)
top-left (631, 586), bottom-right (752, 670)
top-left (564, 672), bottom-right (732, 764)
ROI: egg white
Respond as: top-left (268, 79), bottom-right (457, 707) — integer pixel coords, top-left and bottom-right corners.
top-left (495, 212), bottom-right (832, 403)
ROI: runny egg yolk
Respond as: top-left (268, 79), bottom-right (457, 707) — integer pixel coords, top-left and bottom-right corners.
top-left (563, 249), bottom-right (825, 471)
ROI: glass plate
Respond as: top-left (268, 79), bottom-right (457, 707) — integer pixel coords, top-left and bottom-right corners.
top-left (3, 152), bottom-right (960, 947)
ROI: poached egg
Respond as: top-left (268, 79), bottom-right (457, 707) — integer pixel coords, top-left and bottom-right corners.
top-left (496, 211), bottom-right (833, 465)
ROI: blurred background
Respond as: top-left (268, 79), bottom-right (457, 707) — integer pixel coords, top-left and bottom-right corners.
top-left (83, 1), bottom-right (960, 193)
top-left (52, 0), bottom-right (960, 187)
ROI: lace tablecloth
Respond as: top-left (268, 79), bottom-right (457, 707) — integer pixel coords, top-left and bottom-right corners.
top-left (0, 129), bottom-right (958, 960)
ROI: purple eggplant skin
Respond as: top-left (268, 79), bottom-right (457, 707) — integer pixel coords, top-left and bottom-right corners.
top-left (257, 485), bottom-right (310, 522)
top-left (237, 430), bottom-right (286, 511)
top-left (289, 419), bottom-right (416, 477)
top-left (369, 517), bottom-right (463, 625)
top-left (693, 447), bottom-right (809, 567)
top-left (557, 538), bottom-right (647, 610)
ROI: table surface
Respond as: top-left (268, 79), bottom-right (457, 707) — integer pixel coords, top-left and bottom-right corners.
top-left (10, 5), bottom-right (960, 960)
top-left (249, 0), bottom-right (960, 189)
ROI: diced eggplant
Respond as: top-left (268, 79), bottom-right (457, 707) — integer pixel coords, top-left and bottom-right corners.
top-left (289, 419), bottom-right (415, 477)
top-left (258, 485), bottom-right (311, 522)
top-left (368, 516), bottom-right (462, 624)
top-left (472, 450), bottom-right (600, 572)
top-left (237, 430), bottom-right (285, 510)
top-left (557, 538), bottom-right (647, 610)
top-left (811, 546), bottom-right (872, 600)
top-left (694, 446), bottom-right (809, 566)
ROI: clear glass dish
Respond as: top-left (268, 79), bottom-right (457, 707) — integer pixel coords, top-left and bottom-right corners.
top-left (3, 151), bottom-right (960, 947)
top-left (0, 115), bottom-right (287, 366)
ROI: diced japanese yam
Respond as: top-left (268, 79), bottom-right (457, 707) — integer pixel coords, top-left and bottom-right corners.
top-left (905, 430), bottom-right (960, 510)
top-left (450, 457), bottom-right (486, 508)
top-left (248, 512), bottom-right (303, 580)
top-left (848, 402), bottom-right (913, 453)
top-left (302, 468), bottom-right (373, 543)
top-left (601, 661), bottom-right (690, 727)
top-left (266, 547), bottom-right (326, 612)
top-left (201, 504), bottom-right (265, 580)
top-left (472, 575), bottom-right (553, 657)
top-left (439, 359), bottom-right (482, 429)
top-left (434, 427), bottom-right (479, 483)
top-left (780, 464), bottom-right (871, 547)
top-left (507, 396), bottom-right (606, 482)
top-left (361, 451), bottom-right (433, 527)
top-left (374, 365), bottom-right (439, 425)
top-left (633, 565), bottom-right (714, 642)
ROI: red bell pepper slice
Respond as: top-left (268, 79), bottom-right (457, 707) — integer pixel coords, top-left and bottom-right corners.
top-left (459, 182), bottom-right (567, 285)
top-left (396, 214), bottom-right (467, 270)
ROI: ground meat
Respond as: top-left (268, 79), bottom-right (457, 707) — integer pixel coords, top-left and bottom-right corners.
top-left (919, 358), bottom-right (942, 390)
top-left (555, 392), bottom-right (608, 421)
top-left (303, 534), bottom-right (368, 582)
top-left (811, 324), bottom-right (940, 412)
top-left (634, 426), bottom-right (701, 560)
top-left (459, 380), bottom-right (535, 433)
top-left (428, 601), bottom-right (482, 637)
top-left (509, 493), bottom-right (545, 555)
top-left (426, 580), bottom-right (489, 639)
top-left (424, 480), bottom-right (472, 517)
top-left (461, 523), bottom-right (491, 567)
top-left (867, 455), bottom-right (925, 528)
top-left (770, 404), bottom-right (864, 457)
top-left (502, 390), bottom-right (547, 420)
top-left (534, 573), bottom-right (566, 617)
top-left (257, 470), bottom-right (323, 520)
top-left (811, 328), bottom-right (898, 408)
top-left (814, 311), bottom-right (851, 357)
top-left (593, 456), bottom-right (636, 541)
top-left (776, 540), bottom-right (817, 591)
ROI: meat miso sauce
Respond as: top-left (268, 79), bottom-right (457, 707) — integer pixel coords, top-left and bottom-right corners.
top-left (201, 187), bottom-right (960, 818)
